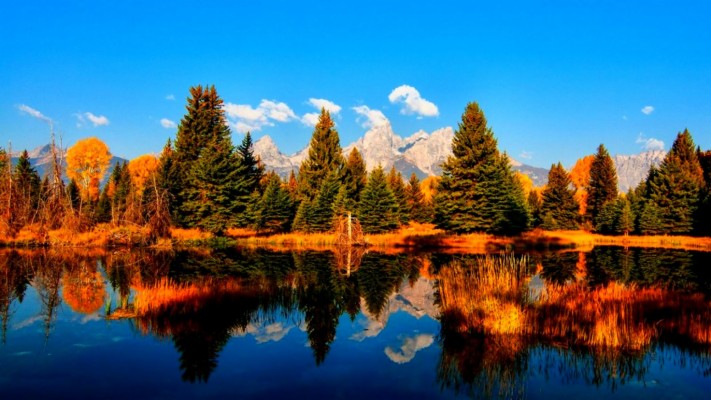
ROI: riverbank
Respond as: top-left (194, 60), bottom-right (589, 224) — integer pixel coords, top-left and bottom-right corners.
top-left (2, 223), bottom-right (710, 252)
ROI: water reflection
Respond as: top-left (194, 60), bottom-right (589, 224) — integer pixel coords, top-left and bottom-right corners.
top-left (0, 246), bottom-right (710, 396)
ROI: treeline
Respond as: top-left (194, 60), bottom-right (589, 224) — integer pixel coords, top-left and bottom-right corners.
top-left (1, 84), bottom-right (709, 242)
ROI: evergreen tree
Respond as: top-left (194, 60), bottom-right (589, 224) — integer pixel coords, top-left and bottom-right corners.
top-left (645, 129), bottom-right (704, 234)
top-left (343, 148), bottom-right (367, 204)
top-left (540, 163), bottom-right (579, 230)
top-left (434, 102), bottom-right (529, 234)
top-left (182, 137), bottom-right (242, 235)
top-left (308, 170), bottom-right (342, 232)
top-left (292, 199), bottom-right (313, 232)
top-left (358, 165), bottom-right (399, 233)
top-left (171, 85), bottom-right (236, 228)
top-left (404, 173), bottom-right (432, 223)
top-left (586, 144), bottom-right (618, 230)
top-left (13, 150), bottom-right (41, 225)
top-left (234, 132), bottom-right (264, 227)
top-left (254, 173), bottom-right (293, 233)
top-left (527, 190), bottom-right (542, 228)
top-left (697, 149), bottom-right (711, 235)
top-left (297, 109), bottom-right (344, 201)
top-left (386, 167), bottom-right (408, 225)
top-left (638, 202), bottom-right (663, 235)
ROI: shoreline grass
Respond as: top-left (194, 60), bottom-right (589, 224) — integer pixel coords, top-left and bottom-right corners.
top-left (1, 223), bottom-right (710, 252)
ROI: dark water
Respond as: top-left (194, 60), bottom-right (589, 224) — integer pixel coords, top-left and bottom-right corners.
top-left (0, 246), bottom-right (710, 399)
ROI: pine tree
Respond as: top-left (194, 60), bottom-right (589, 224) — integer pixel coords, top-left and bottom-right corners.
top-left (386, 167), bottom-right (408, 225)
top-left (297, 109), bottom-right (344, 201)
top-left (527, 190), bottom-right (542, 228)
top-left (254, 173), bottom-right (293, 233)
top-left (343, 148), bottom-right (367, 204)
top-left (182, 137), bottom-right (241, 235)
top-left (171, 85), bottom-right (235, 228)
top-left (358, 165), bottom-right (399, 233)
top-left (586, 144), bottom-right (618, 230)
top-left (434, 102), bottom-right (529, 234)
top-left (234, 132), bottom-right (264, 227)
top-left (638, 201), bottom-right (663, 235)
top-left (645, 129), bottom-right (704, 234)
top-left (540, 163), bottom-right (579, 230)
top-left (13, 150), bottom-right (41, 225)
top-left (309, 170), bottom-right (342, 232)
top-left (404, 173), bottom-right (432, 223)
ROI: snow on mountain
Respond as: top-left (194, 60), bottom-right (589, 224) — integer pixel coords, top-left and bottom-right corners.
top-left (613, 150), bottom-right (666, 192)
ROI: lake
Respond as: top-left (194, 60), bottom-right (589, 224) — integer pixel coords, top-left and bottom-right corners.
top-left (0, 246), bottom-right (710, 399)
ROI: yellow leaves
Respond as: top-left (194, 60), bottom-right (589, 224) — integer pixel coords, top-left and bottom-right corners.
top-left (420, 176), bottom-right (439, 202)
top-left (570, 155), bottom-right (594, 215)
top-left (514, 171), bottom-right (534, 195)
top-left (66, 137), bottom-right (111, 202)
top-left (128, 154), bottom-right (159, 196)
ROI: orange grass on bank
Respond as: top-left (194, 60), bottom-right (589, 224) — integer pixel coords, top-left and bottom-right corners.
top-left (543, 230), bottom-right (711, 252)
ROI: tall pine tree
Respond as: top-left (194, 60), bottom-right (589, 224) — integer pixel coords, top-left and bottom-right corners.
top-left (386, 167), bottom-right (408, 226)
top-left (586, 144), bottom-right (618, 230)
top-left (405, 173), bottom-right (432, 223)
top-left (645, 129), bottom-right (705, 234)
top-left (297, 109), bottom-right (344, 201)
top-left (540, 163), bottom-right (579, 230)
top-left (343, 148), bottom-right (367, 204)
top-left (434, 102), bottom-right (529, 234)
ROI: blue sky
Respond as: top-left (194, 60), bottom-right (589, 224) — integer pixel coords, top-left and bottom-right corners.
top-left (2, 1), bottom-right (710, 168)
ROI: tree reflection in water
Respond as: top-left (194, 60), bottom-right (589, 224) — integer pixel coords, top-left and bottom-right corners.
top-left (0, 246), bottom-right (710, 392)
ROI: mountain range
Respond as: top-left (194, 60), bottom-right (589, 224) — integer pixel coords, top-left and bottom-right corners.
top-left (15, 127), bottom-right (665, 193)
top-left (254, 122), bottom-right (663, 191)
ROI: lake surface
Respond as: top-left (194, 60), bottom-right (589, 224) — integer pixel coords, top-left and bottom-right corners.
top-left (0, 246), bottom-right (710, 399)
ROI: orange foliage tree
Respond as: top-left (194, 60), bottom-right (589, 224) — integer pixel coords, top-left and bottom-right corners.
top-left (514, 172), bottom-right (534, 195)
top-left (62, 262), bottom-right (107, 314)
top-left (66, 137), bottom-right (112, 202)
top-left (128, 154), bottom-right (160, 197)
top-left (570, 155), bottom-right (593, 215)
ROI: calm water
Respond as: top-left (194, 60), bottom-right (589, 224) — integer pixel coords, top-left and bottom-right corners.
top-left (0, 247), bottom-right (710, 399)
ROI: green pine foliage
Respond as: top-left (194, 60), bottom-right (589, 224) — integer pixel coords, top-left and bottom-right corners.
top-left (13, 150), bottom-right (41, 224)
top-left (405, 173), bottom-right (433, 223)
top-left (386, 167), bottom-right (408, 225)
top-left (292, 199), bottom-right (313, 233)
top-left (540, 163), bottom-right (579, 230)
top-left (358, 165), bottom-right (399, 233)
top-left (308, 170), bottom-right (342, 232)
top-left (234, 132), bottom-right (264, 227)
top-left (586, 144), bottom-right (618, 230)
top-left (254, 173), bottom-right (293, 233)
top-left (527, 190), bottom-right (542, 228)
top-left (297, 109), bottom-right (345, 201)
top-left (434, 102), bottom-right (529, 234)
top-left (645, 129), bottom-right (705, 234)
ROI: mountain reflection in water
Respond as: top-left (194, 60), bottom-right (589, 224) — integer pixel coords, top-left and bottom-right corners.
top-left (0, 246), bottom-right (710, 398)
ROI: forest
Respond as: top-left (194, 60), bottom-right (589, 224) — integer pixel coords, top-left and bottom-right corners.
top-left (1, 84), bottom-right (710, 246)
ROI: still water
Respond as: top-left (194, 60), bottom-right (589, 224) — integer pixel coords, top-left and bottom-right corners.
top-left (0, 247), bottom-right (710, 399)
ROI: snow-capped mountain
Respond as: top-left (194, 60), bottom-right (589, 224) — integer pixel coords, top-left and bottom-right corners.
top-left (613, 150), bottom-right (666, 192)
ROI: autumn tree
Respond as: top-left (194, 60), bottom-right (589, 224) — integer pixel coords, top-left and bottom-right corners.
top-left (405, 173), bottom-right (432, 223)
top-left (586, 144), bottom-right (617, 230)
top-left (297, 109), bottom-right (344, 201)
top-left (570, 155), bottom-right (594, 215)
top-left (65, 137), bottom-right (112, 207)
top-left (540, 163), bottom-right (579, 230)
top-left (644, 129), bottom-right (705, 234)
top-left (434, 102), bottom-right (529, 234)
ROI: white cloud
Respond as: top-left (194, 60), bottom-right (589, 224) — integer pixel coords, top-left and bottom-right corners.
top-left (308, 98), bottom-right (342, 114)
top-left (84, 112), bottom-right (110, 127)
top-left (165, 94), bottom-right (175, 101)
top-left (641, 105), bottom-right (654, 115)
top-left (301, 112), bottom-right (320, 127)
top-left (224, 99), bottom-right (297, 133)
top-left (352, 105), bottom-right (389, 129)
top-left (519, 151), bottom-right (533, 160)
top-left (384, 334), bottom-right (434, 364)
top-left (18, 104), bottom-right (52, 124)
top-left (636, 133), bottom-right (665, 151)
top-left (300, 98), bottom-right (342, 126)
top-left (388, 85), bottom-right (439, 117)
top-left (160, 118), bottom-right (177, 129)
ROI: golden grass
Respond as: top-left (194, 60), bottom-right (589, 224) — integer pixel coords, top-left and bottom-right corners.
top-left (543, 230), bottom-right (711, 251)
top-left (170, 227), bottom-right (213, 241)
